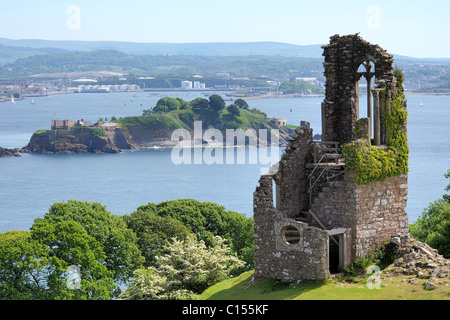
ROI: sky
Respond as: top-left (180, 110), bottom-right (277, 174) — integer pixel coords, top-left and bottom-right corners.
top-left (0, 0), bottom-right (449, 58)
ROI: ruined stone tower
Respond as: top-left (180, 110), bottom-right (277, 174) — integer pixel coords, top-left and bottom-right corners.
top-left (253, 34), bottom-right (409, 282)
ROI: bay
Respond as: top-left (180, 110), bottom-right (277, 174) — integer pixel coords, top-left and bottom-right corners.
top-left (0, 91), bottom-right (449, 233)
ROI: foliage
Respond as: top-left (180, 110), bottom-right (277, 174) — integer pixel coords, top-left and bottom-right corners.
top-left (120, 96), bottom-right (267, 133)
top-left (115, 112), bottom-right (191, 133)
top-left (342, 93), bottom-right (409, 184)
top-left (32, 201), bottom-right (144, 288)
top-left (227, 104), bottom-right (241, 118)
top-left (122, 210), bottom-right (191, 267)
top-left (117, 268), bottom-right (196, 300)
top-left (0, 230), bottom-right (53, 300)
top-left (0, 49), bottom-right (326, 81)
top-left (0, 227), bottom-right (116, 300)
top-left (153, 97), bottom-right (184, 113)
top-left (279, 81), bottom-right (324, 95)
top-left (190, 97), bottom-right (209, 112)
top-left (70, 126), bottom-right (108, 138)
top-left (410, 169), bottom-right (450, 258)
top-left (234, 98), bottom-right (249, 109)
top-left (208, 94), bottom-right (226, 113)
top-left (136, 199), bottom-right (255, 271)
top-left (119, 235), bottom-right (244, 300)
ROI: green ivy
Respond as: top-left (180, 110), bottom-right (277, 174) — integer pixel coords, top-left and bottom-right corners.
top-left (342, 93), bottom-right (409, 185)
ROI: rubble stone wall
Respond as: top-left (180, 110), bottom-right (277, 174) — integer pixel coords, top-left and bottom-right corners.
top-left (254, 175), bottom-right (330, 281)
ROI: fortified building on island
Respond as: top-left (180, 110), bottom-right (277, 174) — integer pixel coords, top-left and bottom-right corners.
top-left (253, 34), bottom-right (410, 281)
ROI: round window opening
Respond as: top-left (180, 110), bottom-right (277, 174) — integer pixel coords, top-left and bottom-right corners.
top-left (282, 226), bottom-right (301, 245)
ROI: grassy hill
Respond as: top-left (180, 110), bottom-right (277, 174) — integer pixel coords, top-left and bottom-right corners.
top-left (115, 100), bottom-right (270, 134)
top-left (199, 269), bottom-right (450, 300)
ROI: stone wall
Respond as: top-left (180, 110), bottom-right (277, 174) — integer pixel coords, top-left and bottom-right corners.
top-left (321, 34), bottom-right (396, 145)
top-left (253, 34), bottom-right (409, 283)
top-left (273, 121), bottom-right (313, 218)
top-left (310, 172), bottom-right (409, 261)
top-left (254, 175), bottom-right (331, 281)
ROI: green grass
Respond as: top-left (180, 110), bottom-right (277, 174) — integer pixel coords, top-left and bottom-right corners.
top-left (198, 270), bottom-right (450, 300)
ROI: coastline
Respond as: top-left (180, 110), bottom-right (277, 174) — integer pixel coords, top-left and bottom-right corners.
top-left (2, 89), bottom-right (449, 104)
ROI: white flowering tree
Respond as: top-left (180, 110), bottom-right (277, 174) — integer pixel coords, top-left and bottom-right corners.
top-left (119, 235), bottom-right (244, 300)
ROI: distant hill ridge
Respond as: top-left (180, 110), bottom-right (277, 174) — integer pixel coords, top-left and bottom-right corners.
top-left (0, 38), bottom-right (324, 60)
top-left (1, 37), bottom-right (449, 66)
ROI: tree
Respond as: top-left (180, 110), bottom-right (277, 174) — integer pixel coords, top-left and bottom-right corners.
top-left (33, 201), bottom-right (144, 287)
top-left (122, 210), bottom-right (191, 267)
top-left (190, 97), bottom-right (209, 112)
top-left (0, 231), bottom-right (51, 300)
top-left (136, 199), bottom-right (255, 270)
top-left (227, 104), bottom-right (241, 118)
top-left (208, 95), bottom-right (226, 113)
top-left (234, 98), bottom-right (249, 109)
top-left (153, 97), bottom-right (181, 113)
top-left (30, 220), bottom-right (116, 299)
top-left (410, 169), bottom-right (450, 258)
top-left (119, 235), bottom-right (244, 300)
top-left (0, 227), bottom-right (116, 300)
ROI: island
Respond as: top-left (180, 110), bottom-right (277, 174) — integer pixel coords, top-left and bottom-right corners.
top-left (21, 96), bottom-right (296, 154)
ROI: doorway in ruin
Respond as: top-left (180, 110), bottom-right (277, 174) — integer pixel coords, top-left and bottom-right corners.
top-left (327, 229), bottom-right (349, 274)
top-left (328, 236), bottom-right (340, 274)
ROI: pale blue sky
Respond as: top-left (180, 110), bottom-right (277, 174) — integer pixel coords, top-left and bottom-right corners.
top-left (0, 0), bottom-right (449, 58)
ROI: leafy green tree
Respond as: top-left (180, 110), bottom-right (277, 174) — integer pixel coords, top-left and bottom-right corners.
top-left (0, 231), bottom-right (52, 300)
top-left (227, 104), bottom-right (241, 118)
top-left (153, 97), bottom-right (182, 113)
top-left (119, 235), bottom-right (244, 300)
top-left (34, 201), bottom-right (144, 286)
top-left (136, 199), bottom-right (255, 271)
top-left (122, 210), bottom-right (191, 267)
top-left (410, 169), bottom-right (450, 258)
top-left (208, 95), bottom-right (226, 113)
top-left (190, 97), bottom-right (209, 112)
top-left (234, 98), bottom-right (249, 109)
top-left (0, 227), bottom-right (116, 300)
top-left (176, 97), bottom-right (191, 110)
top-left (30, 220), bottom-right (116, 299)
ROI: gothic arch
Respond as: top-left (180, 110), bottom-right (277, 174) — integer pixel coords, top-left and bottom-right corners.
top-left (321, 34), bottom-right (396, 145)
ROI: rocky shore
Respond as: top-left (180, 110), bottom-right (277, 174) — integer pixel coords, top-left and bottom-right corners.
top-left (0, 146), bottom-right (21, 158)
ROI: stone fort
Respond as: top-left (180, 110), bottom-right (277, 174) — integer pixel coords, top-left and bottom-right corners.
top-left (253, 34), bottom-right (409, 281)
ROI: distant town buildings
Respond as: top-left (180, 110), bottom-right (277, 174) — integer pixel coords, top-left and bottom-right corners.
top-left (180, 80), bottom-right (206, 90)
top-left (77, 84), bottom-right (141, 93)
top-left (295, 77), bottom-right (322, 87)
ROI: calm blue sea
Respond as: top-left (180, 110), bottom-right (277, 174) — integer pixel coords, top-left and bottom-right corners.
top-left (0, 91), bottom-right (449, 233)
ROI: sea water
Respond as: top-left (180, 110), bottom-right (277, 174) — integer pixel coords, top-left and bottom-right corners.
top-left (0, 91), bottom-right (449, 233)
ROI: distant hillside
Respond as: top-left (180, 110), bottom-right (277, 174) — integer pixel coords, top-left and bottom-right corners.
top-left (1, 38), bottom-right (449, 91)
top-left (0, 38), bottom-right (323, 59)
top-left (0, 43), bottom-right (67, 65)
top-left (0, 50), bottom-right (325, 81)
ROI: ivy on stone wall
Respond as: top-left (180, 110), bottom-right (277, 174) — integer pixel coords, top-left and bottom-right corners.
top-left (342, 93), bottom-right (409, 185)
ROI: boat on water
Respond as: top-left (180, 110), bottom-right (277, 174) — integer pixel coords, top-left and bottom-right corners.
top-left (420, 102), bottom-right (424, 107)
top-left (11, 95), bottom-right (15, 104)
top-left (31, 98), bottom-right (35, 105)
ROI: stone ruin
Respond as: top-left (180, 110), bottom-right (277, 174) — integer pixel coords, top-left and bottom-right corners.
top-left (253, 34), bottom-right (410, 282)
